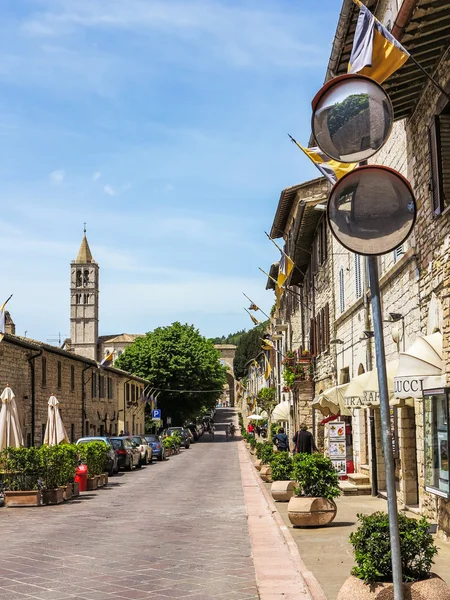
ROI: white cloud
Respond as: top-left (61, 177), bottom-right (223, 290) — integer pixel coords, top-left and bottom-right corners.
top-left (92, 171), bottom-right (101, 181)
top-left (103, 184), bottom-right (116, 196)
top-left (49, 169), bottom-right (65, 184)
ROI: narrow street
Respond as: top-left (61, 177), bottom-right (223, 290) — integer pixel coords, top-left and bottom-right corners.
top-left (0, 409), bottom-right (259, 600)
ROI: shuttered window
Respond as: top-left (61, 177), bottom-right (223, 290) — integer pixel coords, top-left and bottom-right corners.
top-left (355, 254), bottom-right (362, 299)
top-left (339, 267), bottom-right (345, 313)
top-left (393, 245), bottom-right (404, 263)
top-left (429, 111), bottom-right (450, 216)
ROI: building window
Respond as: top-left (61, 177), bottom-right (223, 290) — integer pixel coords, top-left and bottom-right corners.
top-left (318, 219), bottom-right (328, 266)
top-left (76, 270), bottom-right (82, 287)
top-left (107, 377), bottom-right (113, 400)
top-left (393, 245), bottom-right (405, 264)
top-left (340, 367), bottom-right (350, 385)
top-left (339, 267), bottom-right (345, 313)
top-left (91, 373), bottom-right (97, 398)
top-left (84, 294), bottom-right (89, 304)
top-left (41, 356), bottom-right (47, 388)
top-left (99, 375), bottom-right (106, 399)
top-left (423, 389), bottom-right (450, 499)
top-left (355, 254), bottom-right (362, 299)
top-left (57, 361), bottom-right (62, 389)
top-left (71, 366), bottom-right (75, 391)
top-left (83, 269), bottom-right (90, 286)
top-left (429, 107), bottom-right (450, 216)
top-left (126, 383), bottom-right (130, 406)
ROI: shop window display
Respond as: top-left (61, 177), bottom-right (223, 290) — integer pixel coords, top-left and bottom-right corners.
top-left (423, 388), bottom-right (449, 499)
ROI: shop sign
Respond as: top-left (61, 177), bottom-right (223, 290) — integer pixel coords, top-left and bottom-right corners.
top-left (328, 422), bottom-right (347, 475)
top-left (344, 393), bottom-right (379, 408)
top-left (394, 376), bottom-right (425, 399)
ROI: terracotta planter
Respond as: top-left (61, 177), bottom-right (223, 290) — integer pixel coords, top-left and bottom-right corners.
top-left (165, 447), bottom-right (172, 457)
top-left (4, 490), bottom-right (41, 507)
top-left (287, 496), bottom-right (337, 527)
top-left (86, 477), bottom-right (98, 491)
top-left (254, 459), bottom-right (262, 471)
top-left (72, 482), bottom-right (80, 497)
top-left (271, 480), bottom-right (296, 502)
top-left (42, 487), bottom-right (64, 505)
top-left (337, 574), bottom-right (450, 599)
top-left (63, 483), bottom-right (73, 501)
top-left (260, 465), bottom-right (272, 483)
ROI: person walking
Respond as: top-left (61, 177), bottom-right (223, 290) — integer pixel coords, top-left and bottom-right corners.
top-left (272, 427), bottom-right (289, 452)
top-left (247, 422), bottom-right (254, 436)
top-left (292, 423), bottom-right (318, 454)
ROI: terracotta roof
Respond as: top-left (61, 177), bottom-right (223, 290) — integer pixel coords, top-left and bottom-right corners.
top-left (75, 235), bottom-right (94, 264)
top-left (99, 333), bottom-right (143, 344)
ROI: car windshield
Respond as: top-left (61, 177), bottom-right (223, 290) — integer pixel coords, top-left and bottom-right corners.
top-left (145, 435), bottom-right (158, 442)
top-left (110, 439), bottom-right (123, 449)
top-left (131, 437), bottom-right (142, 444)
top-left (78, 438), bottom-right (110, 447)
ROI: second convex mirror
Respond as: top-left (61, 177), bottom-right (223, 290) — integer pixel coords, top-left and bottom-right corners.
top-left (311, 74), bottom-right (394, 163)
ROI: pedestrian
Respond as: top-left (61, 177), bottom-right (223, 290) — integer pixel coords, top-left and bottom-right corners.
top-left (247, 422), bottom-right (254, 436)
top-left (292, 423), bottom-right (318, 454)
top-left (272, 427), bottom-right (289, 452)
top-left (119, 430), bottom-right (124, 436)
top-left (255, 425), bottom-right (261, 436)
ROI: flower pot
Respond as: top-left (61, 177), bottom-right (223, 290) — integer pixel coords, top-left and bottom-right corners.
top-left (63, 483), bottom-right (73, 501)
top-left (271, 480), bottom-right (296, 502)
top-left (86, 477), bottom-right (98, 491)
top-left (4, 490), bottom-right (41, 507)
top-left (337, 574), bottom-right (450, 599)
top-left (254, 459), bottom-right (262, 471)
top-left (72, 482), bottom-right (80, 497)
top-left (42, 487), bottom-right (64, 505)
top-left (260, 465), bottom-right (272, 483)
top-left (287, 496), bottom-right (337, 527)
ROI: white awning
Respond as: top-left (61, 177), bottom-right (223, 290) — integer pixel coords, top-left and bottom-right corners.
top-left (344, 361), bottom-right (398, 409)
top-left (394, 332), bottom-right (443, 399)
top-left (312, 384), bottom-right (351, 416)
top-left (271, 401), bottom-right (290, 422)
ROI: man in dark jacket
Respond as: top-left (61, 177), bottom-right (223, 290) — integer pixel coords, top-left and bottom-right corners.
top-left (272, 427), bottom-right (289, 451)
top-left (292, 423), bottom-right (317, 454)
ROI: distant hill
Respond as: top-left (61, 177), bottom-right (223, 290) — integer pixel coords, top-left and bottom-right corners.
top-left (210, 329), bottom-right (247, 346)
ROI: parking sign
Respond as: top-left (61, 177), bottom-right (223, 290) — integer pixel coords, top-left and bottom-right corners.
top-left (152, 409), bottom-right (161, 420)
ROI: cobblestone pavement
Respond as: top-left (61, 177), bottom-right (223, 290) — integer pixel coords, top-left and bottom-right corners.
top-left (0, 409), bottom-right (259, 600)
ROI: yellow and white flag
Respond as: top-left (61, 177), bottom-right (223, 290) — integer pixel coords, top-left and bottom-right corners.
top-left (100, 351), bottom-right (114, 366)
top-left (264, 354), bottom-right (272, 380)
top-left (348, 0), bottom-right (409, 83)
top-left (261, 338), bottom-right (275, 351)
top-left (249, 313), bottom-right (260, 326)
top-left (296, 143), bottom-right (358, 185)
top-left (0, 298), bottom-right (10, 334)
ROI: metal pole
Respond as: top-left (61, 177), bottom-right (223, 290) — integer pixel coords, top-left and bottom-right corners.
top-left (367, 256), bottom-right (403, 599)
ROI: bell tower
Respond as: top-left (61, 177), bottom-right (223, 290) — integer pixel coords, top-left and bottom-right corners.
top-left (70, 229), bottom-right (99, 360)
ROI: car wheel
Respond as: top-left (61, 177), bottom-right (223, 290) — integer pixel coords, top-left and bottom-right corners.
top-left (145, 454), bottom-right (149, 465)
top-left (126, 459), bottom-right (132, 471)
top-left (136, 460), bottom-right (142, 469)
top-left (158, 453), bottom-right (163, 461)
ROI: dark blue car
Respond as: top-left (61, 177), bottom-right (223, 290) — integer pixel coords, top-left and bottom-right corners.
top-left (144, 434), bottom-right (166, 461)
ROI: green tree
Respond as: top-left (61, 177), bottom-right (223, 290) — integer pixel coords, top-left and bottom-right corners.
top-left (115, 322), bottom-right (227, 426)
top-left (210, 329), bottom-right (247, 346)
top-left (233, 322), bottom-right (268, 379)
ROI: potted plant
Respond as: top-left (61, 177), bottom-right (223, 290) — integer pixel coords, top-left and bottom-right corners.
top-left (171, 431), bottom-right (181, 454)
top-left (254, 442), bottom-right (265, 470)
top-left (1, 447), bottom-right (42, 507)
top-left (77, 442), bottom-right (108, 490)
top-left (162, 436), bottom-right (173, 457)
top-left (259, 443), bottom-right (275, 483)
top-left (337, 512), bottom-right (449, 599)
top-left (287, 453), bottom-right (340, 527)
top-left (40, 445), bottom-right (65, 505)
top-left (59, 445), bottom-right (78, 500)
top-left (249, 436), bottom-right (257, 453)
top-left (270, 452), bottom-right (295, 501)
top-left (298, 350), bottom-right (311, 364)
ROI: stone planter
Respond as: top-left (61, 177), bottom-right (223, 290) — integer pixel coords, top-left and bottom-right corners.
top-left (4, 490), bottom-right (41, 507)
top-left (97, 475), bottom-right (104, 488)
top-left (271, 480), bottom-right (296, 502)
top-left (63, 483), bottom-right (73, 501)
top-left (250, 448), bottom-right (256, 455)
top-left (254, 459), bottom-right (262, 471)
top-left (287, 496), bottom-right (337, 527)
top-left (73, 482), bottom-right (80, 497)
top-left (165, 447), bottom-right (172, 457)
top-left (42, 487), bottom-right (64, 505)
top-left (337, 574), bottom-right (450, 599)
top-left (86, 476), bottom-right (98, 491)
top-left (260, 465), bottom-right (272, 483)
top-left (103, 473), bottom-right (108, 486)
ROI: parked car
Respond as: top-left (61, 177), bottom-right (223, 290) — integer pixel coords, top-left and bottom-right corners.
top-left (110, 437), bottom-right (141, 471)
top-left (76, 436), bottom-right (118, 476)
top-left (144, 434), bottom-right (166, 461)
top-left (184, 428), bottom-right (195, 444)
top-left (164, 427), bottom-right (191, 449)
top-left (131, 435), bottom-right (152, 465)
top-left (187, 423), bottom-right (203, 440)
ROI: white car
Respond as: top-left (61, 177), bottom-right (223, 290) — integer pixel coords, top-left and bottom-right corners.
top-left (131, 436), bottom-right (152, 465)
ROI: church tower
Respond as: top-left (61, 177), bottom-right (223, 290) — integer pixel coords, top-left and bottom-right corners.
top-left (70, 232), bottom-right (99, 361)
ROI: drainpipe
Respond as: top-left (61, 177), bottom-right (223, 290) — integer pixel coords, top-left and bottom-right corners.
top-left (27, 349), bottom-right (43, 446)
top-left (81, 364), bottom-right (91, 437)
top-left (392, 0), bottom-right (418, 40)
top-left (124, 377), bottom-right (132, 433)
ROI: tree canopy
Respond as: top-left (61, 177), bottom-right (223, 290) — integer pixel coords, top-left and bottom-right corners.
top-left (209, 329), bottom-right (247, 346)
top-left (233, 321), bottom-right (268, 379)
top-left (115, 322), bottom-right (227, 426)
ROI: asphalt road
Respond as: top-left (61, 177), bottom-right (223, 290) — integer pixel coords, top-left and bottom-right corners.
top-left (0, 408), bottom-right (258, 600)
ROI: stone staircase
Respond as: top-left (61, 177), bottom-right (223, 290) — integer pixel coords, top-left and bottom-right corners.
top-left (339, 472), bottom-right (372, 496)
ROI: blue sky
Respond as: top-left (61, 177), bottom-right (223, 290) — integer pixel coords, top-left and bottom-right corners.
top-left (1, 0), bottom-right (340, 342)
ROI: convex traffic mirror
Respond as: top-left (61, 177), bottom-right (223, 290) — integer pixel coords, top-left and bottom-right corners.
top-left (327, 165), bottom-right (416, 255)
top-left (311, 74), bottom-right (394, 163)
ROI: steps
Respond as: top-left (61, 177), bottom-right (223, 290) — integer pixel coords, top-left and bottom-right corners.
top-left (339, 472), bottom-right (372, 496)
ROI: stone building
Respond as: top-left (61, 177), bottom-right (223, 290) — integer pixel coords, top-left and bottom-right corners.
top-left (214, 344), bottom-right (237, 407)
top-left (0, 332), bottom-right (148, 445)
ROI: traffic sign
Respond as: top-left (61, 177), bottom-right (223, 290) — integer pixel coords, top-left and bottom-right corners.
top-left (152, 409), bottom-right (161, 420)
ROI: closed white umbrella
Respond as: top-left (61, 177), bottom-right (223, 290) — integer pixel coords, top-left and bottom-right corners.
top-left (44, 395), bottom-right (69, 446)
top-left (313, 384), bottom-right (351, 416)
top-left (0, 385), bottom-right (24, 450)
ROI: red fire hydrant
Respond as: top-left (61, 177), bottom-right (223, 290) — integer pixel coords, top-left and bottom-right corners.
top-left (75, 463), bottom-right (88, 492)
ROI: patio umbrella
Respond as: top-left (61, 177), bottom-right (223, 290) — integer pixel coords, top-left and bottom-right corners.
top-left (247, 414), bottom-right (265, 420)
top-left (271, 401), bottom-right (290, 422)
top-left (312, 384), bottom-right (351, 417)
top-left (44, 395), bottom-right (69, 446)
top-left (0, 385), bottom-right (24, 450)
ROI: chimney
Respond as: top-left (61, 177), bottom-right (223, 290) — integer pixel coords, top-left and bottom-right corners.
top-left (5, 311), bottom-right (16, 335)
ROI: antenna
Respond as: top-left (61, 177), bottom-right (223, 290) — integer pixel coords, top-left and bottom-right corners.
top-left (46, 332), bottom-right (64, 347)
top-left (83, 222), bottom-right (87, 235)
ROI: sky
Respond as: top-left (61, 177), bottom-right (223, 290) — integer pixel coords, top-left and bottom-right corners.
top-left (1, 0), bottom-right (341, 343)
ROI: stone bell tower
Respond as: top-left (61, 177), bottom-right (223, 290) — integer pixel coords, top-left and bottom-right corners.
top-left (70, 230), bottom-right (99, 360)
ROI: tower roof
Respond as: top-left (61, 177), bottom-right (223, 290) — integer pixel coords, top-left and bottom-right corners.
top-left (75, 235), bottom-right (94, 264)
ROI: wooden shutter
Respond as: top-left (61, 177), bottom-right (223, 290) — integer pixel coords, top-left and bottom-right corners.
top-left (440, 113), bottom-right (450, 208)
top-left (310, 318), bottom-right (315, 355)
top-left (428, 116), bottom-right (444, 216)
top-left (324, 303), bottom-right (330, 350)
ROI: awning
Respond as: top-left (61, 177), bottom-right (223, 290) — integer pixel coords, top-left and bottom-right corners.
top-left (394, 332), bottom-right (443, 399)
top-left (344, 361), bottom-right (398, 409)
top-left (312, 384), bottom-right (351, 417)
top-left (271, 401), bottom-right (290, 422)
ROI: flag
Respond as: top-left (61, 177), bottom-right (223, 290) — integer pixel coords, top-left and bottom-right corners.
top-left (249, 313), bottom-right (261, 326)
top-left (248, 303), bottom-right (259, 311)
top-left (295, 142), bottom-right (357, 185)
top-left (0, 296), bottom-right (12, 334)
top-left (264, 355), bottom-right (272, 380)
top-left (100, 351), bottom-right (114, 366)
top-left (261, 338), bottom-right (275, 351)
top-left (348, 0), bottom-right (409, 83)
top-left (277, 253), bottom-right (294, 291)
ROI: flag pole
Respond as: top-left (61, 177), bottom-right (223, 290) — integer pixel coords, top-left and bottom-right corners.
top-left (407, 54), bottom-right (450, 101)
top-left (242, 292), bottom-right (270, 320)
top-left (244, 307), bottom-right (261, 326)
top-left (1, 294), bottom-right (13, 309)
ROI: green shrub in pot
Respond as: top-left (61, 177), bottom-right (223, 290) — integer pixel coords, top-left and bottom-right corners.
top-left (292, 453), bottom-right (340, 500)
top-left (269, 452), bottom-right (293, 481)
top-left (77, 441), bottom-right (108, 477)
top-left (249, 436), bottom-right (257, 450)
top-left (349, 511), bottom-right (437, 584)
top-left (259, 442), bottom-right (275, 465)
top-left (1, 447), bottom-right (42, 491)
